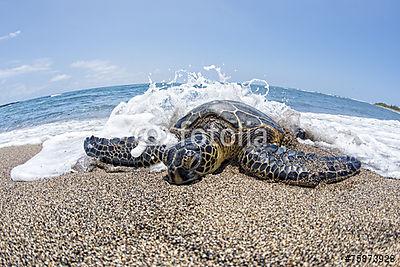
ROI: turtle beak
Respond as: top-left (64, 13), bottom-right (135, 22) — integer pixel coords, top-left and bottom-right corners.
top-left (164, 167), bottom-right (201, 185)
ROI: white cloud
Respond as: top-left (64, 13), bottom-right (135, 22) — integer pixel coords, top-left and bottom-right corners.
top-left (0, 30), bottom-right (21, 41)
top-left (0, 59), bottom-right (52, 79)
top-left (50, 74), bottom-right (71, 82)
top-left (71, 60), bottom-right (118, 73)
top-left (70, 59), bottom-right (131, 83)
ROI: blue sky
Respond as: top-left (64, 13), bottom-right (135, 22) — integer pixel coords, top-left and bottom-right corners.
top-left (0, 0), bottom-right (399, 105)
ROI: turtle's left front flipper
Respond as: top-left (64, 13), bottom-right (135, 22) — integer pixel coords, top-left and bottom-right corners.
top-left (239, 144), bottom-right (361, 187)
top-left (84, 135), bottom-right (166, 168)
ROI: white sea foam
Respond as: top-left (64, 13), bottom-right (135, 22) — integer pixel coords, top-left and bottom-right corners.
top-left (131, 141), bottom-right (147, 158)
top-left (7, 69), bottom-right (400, 181)
top-left (3, 119), bottom-right (106, 181)
top-left (0, 119), bottom-right (105, 148)
top-left (298, 113), bottom-right (400, 178)
top-left (11, 131), bottom-right (92, 181)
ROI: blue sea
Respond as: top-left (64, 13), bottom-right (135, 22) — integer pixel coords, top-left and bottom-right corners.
top-left (1, 84), bottom-right (399, 133)
top-left (2, 80), bottom-right (400, 181)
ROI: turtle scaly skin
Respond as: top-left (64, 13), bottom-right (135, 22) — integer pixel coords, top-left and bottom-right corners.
top-left (162, 133), bottom-right (222, 184)
top-left (83, 100), bottom-right (361, 187)
top-left (84, 136), bottom-right (166, 168)
top-left (239, 144), bottom-right (361, 187)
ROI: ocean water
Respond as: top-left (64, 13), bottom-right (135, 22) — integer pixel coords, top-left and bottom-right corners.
top-left (1, 70), bottom-right (399, 180)
top-left (1, 84), bottom-right (399, 134)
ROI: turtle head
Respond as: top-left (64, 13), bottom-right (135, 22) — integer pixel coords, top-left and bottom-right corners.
top-left (163, 141), bottom-right (202, 185)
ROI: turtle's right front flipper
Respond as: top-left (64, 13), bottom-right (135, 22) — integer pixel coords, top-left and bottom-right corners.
top-left (84, 135), bottom-right (166, 168)
top-left (239, 144), bottom-right (361, 187)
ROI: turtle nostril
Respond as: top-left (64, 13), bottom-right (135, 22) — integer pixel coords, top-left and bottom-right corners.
top-left (163, 175), bottom-right (171, 183)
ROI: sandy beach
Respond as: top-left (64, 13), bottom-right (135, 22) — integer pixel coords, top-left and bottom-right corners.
top-left (0, 144), bottom-right (399, 266)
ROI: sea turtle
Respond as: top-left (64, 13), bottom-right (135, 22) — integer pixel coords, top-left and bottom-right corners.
top-left (83, 100), bottom-right (361, 187)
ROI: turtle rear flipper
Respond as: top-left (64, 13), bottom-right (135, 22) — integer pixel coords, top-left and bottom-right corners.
top-left (239, 144), bottom-right (361, 187)
top-left (84, 135), bottom-right (166, 168)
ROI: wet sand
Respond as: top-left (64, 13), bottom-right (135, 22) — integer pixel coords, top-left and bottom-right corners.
top-left (0, 144), bottom-right (399, 266)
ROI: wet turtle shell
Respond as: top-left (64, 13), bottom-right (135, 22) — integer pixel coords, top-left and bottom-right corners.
top-left (172, 100), bottom-right (285, 137)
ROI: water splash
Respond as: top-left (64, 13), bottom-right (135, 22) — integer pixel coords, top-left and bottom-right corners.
top-left (203, 65), bottom-right (231, 82)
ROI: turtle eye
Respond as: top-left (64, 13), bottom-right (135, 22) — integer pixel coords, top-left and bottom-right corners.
top-left (182, 150), bottom-right (201, 170)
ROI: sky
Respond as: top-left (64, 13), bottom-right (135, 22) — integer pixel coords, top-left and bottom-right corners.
top-left (0, 0), bottom-right (399, 105)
